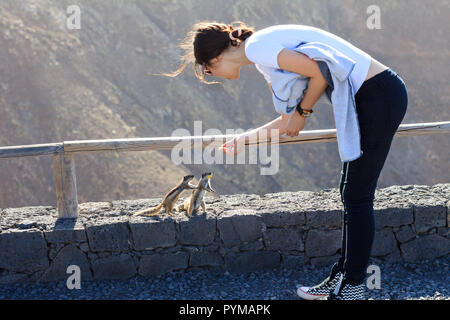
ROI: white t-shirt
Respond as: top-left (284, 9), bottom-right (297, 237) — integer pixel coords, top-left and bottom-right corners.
top-left (244, 24), bottom-right (372, 94)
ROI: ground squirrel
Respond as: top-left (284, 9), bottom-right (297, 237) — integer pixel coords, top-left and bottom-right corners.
top-left (133, 175), bottom-right (197, 216)
top-left (176, 172), bottom-right (216, 216)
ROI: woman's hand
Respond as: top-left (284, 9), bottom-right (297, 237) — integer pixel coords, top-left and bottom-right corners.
top-left (285, 111), bottom-right (306, 137)
top-left (220, 135), bottom-right (247, 156)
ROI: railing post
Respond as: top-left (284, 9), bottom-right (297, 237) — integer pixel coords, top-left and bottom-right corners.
top-left (53, 151), bottom-right (78, 218)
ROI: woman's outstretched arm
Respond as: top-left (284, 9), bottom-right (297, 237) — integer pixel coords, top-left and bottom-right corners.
top-left (221, 114), bottom-right (290, 155)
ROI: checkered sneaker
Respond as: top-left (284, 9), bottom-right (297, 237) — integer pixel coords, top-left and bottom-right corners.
top-left (296, 271), bottom-right (343, 300)
top-left (327, 281), bottom-right (366, 300)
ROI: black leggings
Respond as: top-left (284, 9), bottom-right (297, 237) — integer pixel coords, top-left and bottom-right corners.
top-left (335, 68), bottom-right (408, 284)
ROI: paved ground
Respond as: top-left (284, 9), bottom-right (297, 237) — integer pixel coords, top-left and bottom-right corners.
top-left (0, 256), bottom-right (448, 300)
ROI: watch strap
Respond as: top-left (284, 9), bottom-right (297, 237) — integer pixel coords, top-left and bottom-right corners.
top-left (296, 103), bottom-right (313, 116)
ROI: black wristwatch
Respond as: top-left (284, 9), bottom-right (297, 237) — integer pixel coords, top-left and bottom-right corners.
top-left (296, 103), bottom-right (313, 117)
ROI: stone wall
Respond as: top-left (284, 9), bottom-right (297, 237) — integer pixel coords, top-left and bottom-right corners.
top-left (0, 184), bottom-right (449, 284)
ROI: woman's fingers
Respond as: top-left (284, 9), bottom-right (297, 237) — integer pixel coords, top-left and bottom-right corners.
top-left (287, 131), bottom-right (297, 137)
top-left (285, 114), bottom-right (305, 137)
top-left (220, 138), bottom-right (237, 154)
top-left (221, 144), bottom-right (235, 153)
top-left (221, 136), bottom-right (245, 155)
top-left (287, 128), bottom-right (300, 136)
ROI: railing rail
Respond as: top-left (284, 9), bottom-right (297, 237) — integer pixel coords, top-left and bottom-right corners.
top-left (1, 121), bottom-right (449, 218)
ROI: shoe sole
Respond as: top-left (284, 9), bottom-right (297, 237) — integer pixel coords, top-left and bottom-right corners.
top-left (296, 287), bottom-right (328, 300)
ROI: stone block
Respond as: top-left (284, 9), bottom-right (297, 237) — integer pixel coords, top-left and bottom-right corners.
top-left (91, 253), bottom-right (136, 280)
top-left (44, 219), bottom-right (86, 244)
top-left (0, 230), bottom-right (49, 273)
top-left (79, 242), bottom-right (90, 252)
top-left (400, 234), bottom-right (450, 262)
top-left (86, 221), bottom-right (130, 252)
top-left (39, 244), bottom-right (92, 282)
top-left (227, 209), bottom-right (264, 243)
top-left (305, 229), bottom-right (341, 258)
top-left (414, 205), bottom-right (447, 233)
top-left (394, 225), bottom-right (416, 243)
top-left (371, 228), bottom-right (398, 257)
top-left (217, 209), bottom-right (264, 248)
top-left (281, 254), bottom-right (308, 269)
top-left (240, 239), bottom-right (264, 251)
top-left (217, 217), bottom-right (240, 248)
top-left (224, 251), bottom-right (280, 273)
top-left (130, 219), bottom-right (176, 250)
top-left (263, 228), bottom-right (303, 251)
top-left (374, 206), bottom-right (413, 230)
top-left (260, 210), bottom-right (305, 227)
top-left (178, 215), bottom-right (216, 246)
top-left (305, 210), bottom-right (341, 229)
top-left (0, 271), bottom-right (31, 284)
top-left (437, 227), bottom-right (450, 239)
top-left (139, 252), bottom-right (189, 276)
top-left (310, 253), bottom-right (340, 267)
top-left (383, 248), bottom-right (403, 263)
top-left (189, 251), bottom-right (223, 267)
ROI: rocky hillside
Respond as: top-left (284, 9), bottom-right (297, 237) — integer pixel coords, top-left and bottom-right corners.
top-left (0, 0), bottom-right (449, 208)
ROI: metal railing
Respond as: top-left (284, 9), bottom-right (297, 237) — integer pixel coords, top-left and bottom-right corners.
top-left (1, 121), bottom-right (449, 218)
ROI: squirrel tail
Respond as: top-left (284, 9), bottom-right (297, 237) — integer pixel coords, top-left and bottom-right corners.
top-left (134, 202), bottom-right (163, 216)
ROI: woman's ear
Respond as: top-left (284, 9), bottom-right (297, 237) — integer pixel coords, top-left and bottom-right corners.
top-left (213, 52), bottom-right (224, 63)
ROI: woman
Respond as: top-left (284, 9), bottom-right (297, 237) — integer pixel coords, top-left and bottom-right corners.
top-left (163, 21), bottom-right (408, 300)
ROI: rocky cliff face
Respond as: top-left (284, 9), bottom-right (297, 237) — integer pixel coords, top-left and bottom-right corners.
top-left (0, 0), bottom-right (449, 208)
